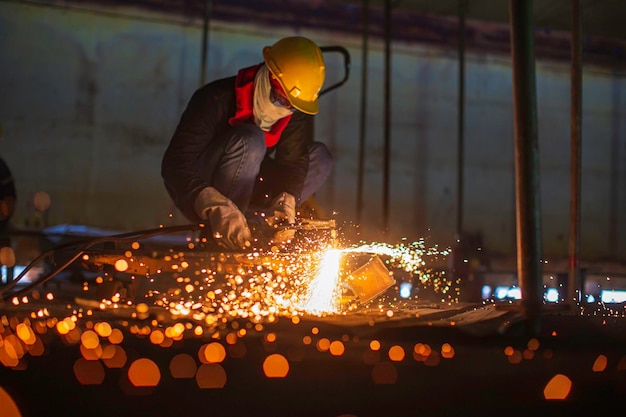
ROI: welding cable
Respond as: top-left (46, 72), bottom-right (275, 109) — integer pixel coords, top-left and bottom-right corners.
top-left (0, 223), bottom-right (202, 302)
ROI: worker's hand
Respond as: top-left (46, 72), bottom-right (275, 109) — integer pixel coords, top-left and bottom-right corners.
top-left (195, 187), bottom-right (252, 250)
top-left (266, 192), bottom-right (296, 227)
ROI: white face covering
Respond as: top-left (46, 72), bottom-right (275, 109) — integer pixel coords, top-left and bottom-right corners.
top-left (253, 65), bottom-right (293, 131)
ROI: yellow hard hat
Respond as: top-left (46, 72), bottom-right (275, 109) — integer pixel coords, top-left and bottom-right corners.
top-left (263, 36), bottom-right (326, 115)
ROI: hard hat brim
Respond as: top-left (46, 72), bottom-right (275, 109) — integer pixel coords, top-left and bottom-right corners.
top-left (263, 45), bottom-right (321, 115)
top-left (264, 62), bottom-right (320, 115)
top-left (288, 94), bottom-right (319, 115)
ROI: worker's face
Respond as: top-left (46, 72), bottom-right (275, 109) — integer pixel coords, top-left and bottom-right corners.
top-left (269, 76), bottom-right (296, 112)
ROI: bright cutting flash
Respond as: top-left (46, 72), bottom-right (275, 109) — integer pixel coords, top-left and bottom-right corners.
top-left (300, 249), bottom-right (343, 314)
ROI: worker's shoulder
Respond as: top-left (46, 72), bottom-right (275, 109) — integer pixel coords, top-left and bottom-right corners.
top-left (191, 75), bottom-right (236, 101)
top-left (199, 75), bottom-right (236, 94)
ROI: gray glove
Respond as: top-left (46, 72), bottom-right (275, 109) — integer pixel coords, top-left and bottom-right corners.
top-left (194, 187), bottom-right (252, 250)
top-left (266, 192), bottom-right (296, 227)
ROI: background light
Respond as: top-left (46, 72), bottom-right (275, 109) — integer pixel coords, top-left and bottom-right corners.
top-left (600, 290), bottom-right (626, 303)
top-left (545, 288), bottom-right (559, 302)
top-left (399, 282), bottom-right (412, 298)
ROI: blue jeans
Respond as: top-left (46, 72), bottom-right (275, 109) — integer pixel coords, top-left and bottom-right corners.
top-left (196, 123), bottom-right (333, 213)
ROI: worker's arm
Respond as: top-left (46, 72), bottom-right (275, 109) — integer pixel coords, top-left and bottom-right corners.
top-left (161, 77), bottom-right (236, 222)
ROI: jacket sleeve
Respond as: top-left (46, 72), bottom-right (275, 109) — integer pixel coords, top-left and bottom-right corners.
top-left (161, 78), bottom-right (235, 222)
top-left (271, 112), bottom-right (314, 204)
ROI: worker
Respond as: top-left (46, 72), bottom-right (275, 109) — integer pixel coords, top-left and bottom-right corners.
top-left (162, 36), bottom-right (332, 250)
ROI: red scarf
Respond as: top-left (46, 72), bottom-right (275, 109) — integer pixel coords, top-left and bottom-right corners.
top-left (228, 64), bottom-right (292, 148)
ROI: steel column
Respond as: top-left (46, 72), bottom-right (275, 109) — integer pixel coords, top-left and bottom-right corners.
top-left (382, 0), bottom-right (391, 233)
top-left (199, 0), bottom-right (213, 86)
top-left (456, 0), bottom-right (467, 242)
top-left (509, 0), bottom-right (543, 331)
top-left (568, 0), bottom-right (583, 306)
top-left (357, 0), bottom-right (369, 224)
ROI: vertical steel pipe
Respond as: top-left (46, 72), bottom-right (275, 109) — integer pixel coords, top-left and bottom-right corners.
top-left (568, 0), bottom-right (583, 306)
top-left (382, 0), bottom-right (391, 233)
top-left (199, 0), bottom-right (213, 86)
top-left (456, 0), bottom-right (467, 241)
top-left (357, 0), bottom-right (369, 224)
top-left (509, 0), bottom-right (543, 331)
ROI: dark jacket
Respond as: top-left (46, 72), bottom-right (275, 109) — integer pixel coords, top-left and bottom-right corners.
top-left (162, 67), bottom-right (314, 223)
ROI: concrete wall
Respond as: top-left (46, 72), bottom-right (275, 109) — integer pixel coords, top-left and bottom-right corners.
top-left (0, 1), bottom-right (624, 261)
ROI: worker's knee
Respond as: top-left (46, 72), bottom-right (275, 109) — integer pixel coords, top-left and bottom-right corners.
top-left (309, 142), bottom-right (333, 176)
top-left (229, 124), bottom-right (266, 160)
